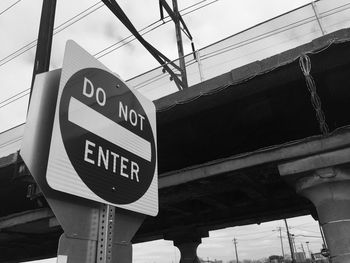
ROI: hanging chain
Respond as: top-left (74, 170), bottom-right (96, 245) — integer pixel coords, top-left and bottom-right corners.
top-left (299, 54), bottom-right (329, 135)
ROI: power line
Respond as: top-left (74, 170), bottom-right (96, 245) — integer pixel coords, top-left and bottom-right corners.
top-left (101, 0), bottom-right (218, 90)
top-left (95, 0), bottom-right (214, 58)
top-left (95, 0), bottom-right (218, 59)
top-left (95, 19), bottom-right (165, 59)
top-left (54, 1), bottom-right (102, 33)
top-left (0, 90), bottom-right (29, 110)
top-left (199, 2), bottom-right (349, 63)
top-left (238, 232), bottom-right (276, 241)
top-left (0, 0), bottom-right (22, 16)
top-left (0, 0), bottom-right (216, 109)
top-left (0, 88), bottom-right (29, 106)
top-left (291, 226), bottom-right (321, 234)
top-left (294, 234), bottom-right (322, 239)
top-left (0, 0), bottom-right (215, 68)
top-left (0, 1), bottom-right (104, 67)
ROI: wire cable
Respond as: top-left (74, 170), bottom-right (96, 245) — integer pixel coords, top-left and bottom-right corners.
top-left (0, 90), bottom-right (29, 110)
top-left (0, 0), bottom-right (215, 109)
top-left (95, 0), bottom-right (217, 59)
top-left (0, 0), bottom-right (213, 67)
top-left (0, 88), bottom-right (29, 106)
top-left (0, 1), bottom-right (104, 67)
top-left (0, 0), bottom-right (22, 16)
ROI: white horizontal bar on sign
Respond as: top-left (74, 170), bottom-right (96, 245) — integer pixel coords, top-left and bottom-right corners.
top-left (68, 97), bottom-right (151, 162)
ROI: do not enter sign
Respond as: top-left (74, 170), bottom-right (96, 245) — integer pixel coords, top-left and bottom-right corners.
top-left (46, 41), bottom-right (158, 216)
top-left (60, 68), bottom-right (156, 204)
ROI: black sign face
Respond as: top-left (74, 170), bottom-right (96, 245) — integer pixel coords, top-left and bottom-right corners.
top-left (59, 68), bottom-right (156, 204)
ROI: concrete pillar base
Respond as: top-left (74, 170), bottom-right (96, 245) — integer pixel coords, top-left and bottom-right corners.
top-left (165, 229), bottom-right (208, 263)
top-left (174, 239), bottom-right (201, 263)
top-left (295, 167), bottom-right (350, 263)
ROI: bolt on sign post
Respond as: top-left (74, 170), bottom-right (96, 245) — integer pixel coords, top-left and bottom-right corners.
top-left (21, 40), bottom-right (158, 263)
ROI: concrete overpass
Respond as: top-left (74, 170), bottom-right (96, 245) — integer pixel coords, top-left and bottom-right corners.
top-left (2, 1), bottom-right (350, 262)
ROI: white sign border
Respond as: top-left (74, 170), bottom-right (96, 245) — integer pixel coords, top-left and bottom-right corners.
top-left (46, 40), bottom-right (158, 216)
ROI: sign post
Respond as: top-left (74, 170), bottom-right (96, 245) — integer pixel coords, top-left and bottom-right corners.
top-left (21, 40), bottom-right (158, 263)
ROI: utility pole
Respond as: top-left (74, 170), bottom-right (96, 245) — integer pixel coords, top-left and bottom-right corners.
top-left (284, 219), bottom-right (296, 263)
top-left (29, 0), bottom-right (57, 109)
top-left (233, 238), bottom-right (239, 263)
top-left (278, 227), bottom-right (285, 258)
top-left (292, 235), bottom-right (297, 254)
top-left (273, 227), bottom-right (285, 258)
top-left (306, 241), bottom-right (312, 258)
top-left (301, 243), bottom-right (306, 257)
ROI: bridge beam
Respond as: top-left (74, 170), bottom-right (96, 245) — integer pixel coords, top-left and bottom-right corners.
top-left (279, 147), bottom-right (350, 263)
top-left (165, 229), bottom-right (208, 263)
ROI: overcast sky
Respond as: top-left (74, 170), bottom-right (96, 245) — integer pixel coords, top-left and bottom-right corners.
top-left (0, 0), bottom-right (328, 262)
top-left (0, 0), bottom-right (314, 133)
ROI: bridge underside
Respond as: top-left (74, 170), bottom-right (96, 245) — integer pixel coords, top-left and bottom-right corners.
top-left (1, 28), bottom-right (350, 262)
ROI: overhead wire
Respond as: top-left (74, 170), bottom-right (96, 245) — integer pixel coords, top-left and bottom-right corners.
top-left (120, 0), bottom-right (218, 90)
top-left (0, 88), bottom-right (29, 106)
top-left (0, 0), bottom-right (22, 16)
top-left (0, 1), bottom-right (104, 67)
top-left (0, 0), bottom-right (214, 67)
top-left (134, 0), bottom-right (350, 92)
top-left (291, 226), bottom-right (321, 234)
top-left (199, 1), bottom-right (350, 63)
top-left (0, 90), bottom-right (30, 110)
top-left (95, 0), bottom-right (218, 59)
top-left (293, 234), bottom-right (322, 239)
top-left (0, 0), bottom-right (215, 109)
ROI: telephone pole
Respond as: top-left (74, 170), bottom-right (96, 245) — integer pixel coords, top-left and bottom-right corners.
top-left (274, 227), bottom-right (285, 258)
top-left (233, 238), bottom-right (239, 263)
top-left (306, 241), bottom-right (312, 258)
top-left (284, 219), bottom-right (296, 263)
top-left (29, 0), bottom-right (57, 109)
top-left (301, 243), bottom-right (306, 255)
top-left (292, 235), bottom-right (297, 253)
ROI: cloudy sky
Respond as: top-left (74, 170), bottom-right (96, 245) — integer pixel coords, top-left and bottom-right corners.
top-left (0, 0), bottom-right (330, 262)
top-left (0, 0), bottom-right (315, 133)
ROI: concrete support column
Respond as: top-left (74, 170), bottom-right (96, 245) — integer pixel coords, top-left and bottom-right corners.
top-left (279, 146), bottom-right (350, 263)
top-left (174, 239), bottom-right (201, 263)
top-left (165, 229), bottom-right (208, 263)
top-left (295, 167), bottom-right (350, 263)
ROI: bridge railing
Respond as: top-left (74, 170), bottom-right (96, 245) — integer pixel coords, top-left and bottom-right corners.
top-left (127, 0), bottom-right (350, 100)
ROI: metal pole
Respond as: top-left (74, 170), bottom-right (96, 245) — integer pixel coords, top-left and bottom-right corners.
top-left (292, 235), bottom-right (297, 254)
top-left (311, 1), bottom-right (325, 36)
top-left (284, 219), bottom-right (296, 263)
top-left (319, 222), bottom-right (328, 249)
top-left (172, 0), bottom-right (188, 89)
top-left (195, 50), bottom-right (204, 82)
top-left (306, 241), bottom-right (312, 258)
top-left (301, 243), bottom-right (306, 258)
top-left (278, 227), bottom-right (285, 258)
top-left (233, 238), bottom-right (239, 263)
top-left (29, 0), bottom-right (57, 110)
